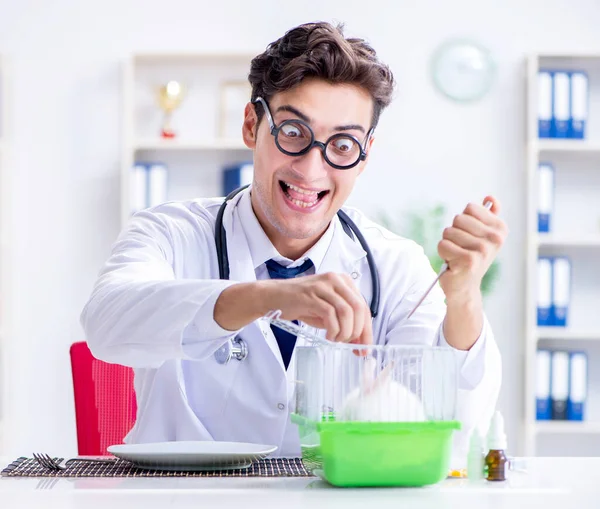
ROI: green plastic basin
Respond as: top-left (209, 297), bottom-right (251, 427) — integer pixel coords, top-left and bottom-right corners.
top-left (292, 414), bottom-right (461, 487)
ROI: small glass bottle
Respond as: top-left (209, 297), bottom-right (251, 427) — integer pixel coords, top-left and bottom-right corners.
top-left (467, 428), bottom-right (485, 481)
top-left (485, 411), bottom-right (508, 482)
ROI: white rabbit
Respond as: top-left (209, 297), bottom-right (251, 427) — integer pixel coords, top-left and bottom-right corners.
top-left (340, 359), bottom-right (426, 422)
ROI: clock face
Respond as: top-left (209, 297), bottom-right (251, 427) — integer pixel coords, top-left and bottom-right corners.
top-left (431, 39), bottom-right (496, 102)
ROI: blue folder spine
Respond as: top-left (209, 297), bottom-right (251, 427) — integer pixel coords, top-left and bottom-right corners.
top-left (223, 162), bottom-right (254, 195)
top-left (567, 351), bottom-right (587, 421)
top-left (536, 349), bottom-right (552, 420)
top-left (551, 71), bottom-right (570, 138)
top-left (538, 70), bottom-right (552, 138)
top-left (537, 162), bottom-right (554, 233)
top-left (537, 257), bottom-right (553, 326)
top-left (551, 351), bottom-right (569, 420)
top-left (551, 257), bottom-right (571, 327)
top-left (569, 71), bottom-right (588, 139)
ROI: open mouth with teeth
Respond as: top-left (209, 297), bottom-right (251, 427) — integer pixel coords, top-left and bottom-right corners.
top-left (279, 181), bottom-right (330, 209)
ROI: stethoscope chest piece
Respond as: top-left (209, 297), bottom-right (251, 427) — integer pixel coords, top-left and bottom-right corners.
top-left (214, 336), bottom-right (248, 364)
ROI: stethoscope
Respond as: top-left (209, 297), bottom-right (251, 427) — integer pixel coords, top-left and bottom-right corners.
top-left (213, 185), bottom-right (380, 364)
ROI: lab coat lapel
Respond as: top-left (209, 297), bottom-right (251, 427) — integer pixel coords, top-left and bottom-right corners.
top-left (222, 192), bottom-right (287, 373)
top-left (318, 214), bottom-right (368, 279)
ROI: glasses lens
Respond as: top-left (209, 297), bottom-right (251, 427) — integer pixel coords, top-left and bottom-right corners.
top-left (326, 135), bottom-right (361, 168)
top-left (275, 121), bottom-right (313, 154)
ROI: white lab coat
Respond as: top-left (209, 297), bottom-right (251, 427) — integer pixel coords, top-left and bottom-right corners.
top-left (81, 187), bottom-right (501, 462)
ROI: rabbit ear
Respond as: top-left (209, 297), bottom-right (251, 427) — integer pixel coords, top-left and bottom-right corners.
top-left (369, 361), bottom-right (394, 392)
top-left (360, 357), bottom-right (377, 387)
top-left (358, 357), bottom-right (379, 394)
top-left (361, 358), bottom-right (395, 395)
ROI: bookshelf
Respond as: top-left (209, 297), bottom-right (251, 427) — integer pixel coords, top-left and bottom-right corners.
top-left (121, 52), bottom-right (257, 227)
top-left (536, 328), bottom-right (600, 341)
top-left (133, 138), bottom-right (249, 152)
top-left (524, 54), bottom-right (600, 456)
top-left (536, 139), bottom-right (600, 153)
top-left (537, 234), bottom-right (600, 248)
top-left (534, 421), bottom-right (600, 434)
top-left (0, 55), bottom-right (10, 453)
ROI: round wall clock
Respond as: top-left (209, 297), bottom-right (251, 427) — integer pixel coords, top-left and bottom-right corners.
top-left (431, 39), bottom-right (496, 102)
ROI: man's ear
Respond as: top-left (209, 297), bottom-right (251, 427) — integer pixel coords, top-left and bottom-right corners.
top-left (242, 102), bottom-right (258, 149)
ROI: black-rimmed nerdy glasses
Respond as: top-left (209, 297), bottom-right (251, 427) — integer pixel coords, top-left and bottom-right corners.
top-left (253, 96), bottom-right (374, 170)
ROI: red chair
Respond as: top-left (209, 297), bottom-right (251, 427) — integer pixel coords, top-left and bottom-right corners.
top-left (70, 341), bottom-right (137, 456)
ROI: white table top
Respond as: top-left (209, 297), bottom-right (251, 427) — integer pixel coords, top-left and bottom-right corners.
top-left (0, 456), bottom-right (598, 508)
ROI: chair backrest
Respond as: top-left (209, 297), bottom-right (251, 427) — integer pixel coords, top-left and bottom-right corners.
top-left (70, 341), bottom-right (137, 456)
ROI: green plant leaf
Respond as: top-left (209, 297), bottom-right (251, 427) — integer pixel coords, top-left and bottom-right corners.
top-left (480, 260), bottom-right (500, 296)
top-left (379, 203), bottom-right (500, 298)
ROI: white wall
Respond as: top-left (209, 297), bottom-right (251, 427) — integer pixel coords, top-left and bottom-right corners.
top-left (0, 0), bottom-right (599, 458)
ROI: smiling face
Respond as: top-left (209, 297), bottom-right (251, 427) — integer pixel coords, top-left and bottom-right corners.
top-left (242, 79), bottom-right (374, 258)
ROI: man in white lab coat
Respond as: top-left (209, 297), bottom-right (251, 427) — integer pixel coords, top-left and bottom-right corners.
top-left (81, 21), bottom-right (508, 459)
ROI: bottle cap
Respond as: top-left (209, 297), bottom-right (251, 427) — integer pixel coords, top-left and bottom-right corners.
top-left (487, 410), bottom-right (507, 450)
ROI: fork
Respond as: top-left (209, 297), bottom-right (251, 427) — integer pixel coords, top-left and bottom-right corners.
top-left (33, 453), bottom-right (117, 471)
top-left (33, 453), bottom-right (65, 471)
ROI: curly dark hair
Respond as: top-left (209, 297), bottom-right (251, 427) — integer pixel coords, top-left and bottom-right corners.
top-left (248, 21), bottom-right (395, 129)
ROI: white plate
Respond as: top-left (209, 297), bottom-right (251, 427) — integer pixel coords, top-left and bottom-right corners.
top-left (107, 441), bottom-right (278, 471)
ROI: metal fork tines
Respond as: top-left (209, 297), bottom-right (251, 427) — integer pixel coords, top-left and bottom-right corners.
top-left (33, 453), bottom-right (65, 471)
top-left (33, 452), bottom-right (117, 472)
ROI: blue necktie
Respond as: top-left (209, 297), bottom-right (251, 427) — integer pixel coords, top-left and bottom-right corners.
top-left (265, 258), bottom-right (314, 369)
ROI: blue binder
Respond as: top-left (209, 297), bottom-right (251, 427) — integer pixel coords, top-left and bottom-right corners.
top-left (551, 351), bottom-right (569, 420)
top-left (538, 70), bottom-right (552, 138)
top-left (567, 351), bottom-right (587, 421)
top-left (536, 349), bottom-right (552, 420)
top-left (551, 257), bottom-right (571, 327)
top-left (552, 71), bottom-right (570, 138)
top-left (537, 257), bottom-right (553, 326)
top-left (223, 162), bottom-right (254, 195)
top-left (537, 163), bottom-right (554, 233)
top-left (569, 71), bottom-right (588, 139)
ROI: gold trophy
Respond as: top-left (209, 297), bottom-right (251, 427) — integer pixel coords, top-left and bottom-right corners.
top-left (158, 80), bottom-right (185, 138)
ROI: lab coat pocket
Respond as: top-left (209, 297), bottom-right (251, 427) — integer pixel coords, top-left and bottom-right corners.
top-left (181, 353), bottom-right (242, 418)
